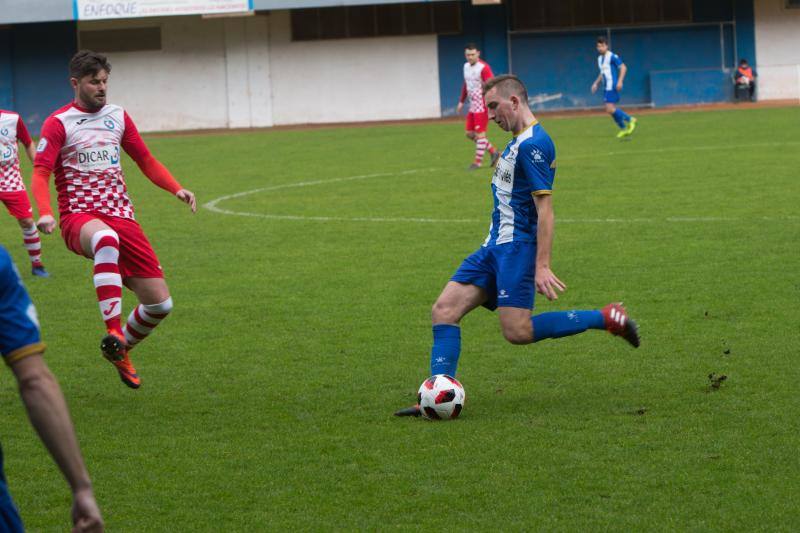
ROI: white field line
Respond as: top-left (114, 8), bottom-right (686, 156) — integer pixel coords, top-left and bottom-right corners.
top-left (203, 141), bottom-right (800, 224)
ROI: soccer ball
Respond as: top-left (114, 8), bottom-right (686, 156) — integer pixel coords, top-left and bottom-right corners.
top-left (417, 374), bottom-right (465, 420)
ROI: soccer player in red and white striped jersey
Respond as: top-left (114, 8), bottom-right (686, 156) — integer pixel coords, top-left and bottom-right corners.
top-left (457, 44), bottom-right (499, 170)
top-left (32, 50), bottom-right (196, 389)
top-left (0, 109), bottom-right (49, 277)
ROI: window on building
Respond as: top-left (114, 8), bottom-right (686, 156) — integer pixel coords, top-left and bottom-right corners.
top-left (786, 0), bottom-right (800, 8)
top-left (510, 0), bottom-right (690, 31)
top-left (291, 1), bottom-right (461, 41)
top-left (79, 27), bottom-right (162, 52)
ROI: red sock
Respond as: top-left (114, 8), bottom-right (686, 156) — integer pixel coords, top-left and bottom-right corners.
top-left (123, 298), bottom-right (173, 348)
top-left (91, 230), bottom-right (123, 336)
top-left (487, 141), bottom-right (497, 155)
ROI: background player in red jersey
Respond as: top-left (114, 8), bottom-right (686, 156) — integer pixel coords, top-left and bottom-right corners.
top-left (31, 50), bottom-right (196, 389)
top-left (0, 110), bottom-right (49, 277)
top-left (456, 44), bottom-right (499, 170)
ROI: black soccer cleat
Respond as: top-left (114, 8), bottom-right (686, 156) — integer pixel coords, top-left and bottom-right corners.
top-left (601, 302), bottom-right (641, 348)
top-left (394, 404), bottom-right (422, 417)
top-left (100, 333), bottom-right (127, 362)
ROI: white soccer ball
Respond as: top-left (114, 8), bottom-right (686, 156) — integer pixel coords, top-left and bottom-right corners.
top-left (418, 374), bottom-right (465, 420)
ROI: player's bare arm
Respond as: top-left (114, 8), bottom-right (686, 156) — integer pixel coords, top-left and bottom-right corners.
top-left (533, 193), bottom-right (565, 301)
top-left (616, 63), bottom-right (627, 91)
top-left (10, 354), bottom-right (104, 532)
top-left (591, 73), bottom-right (603, 93)
top-left (23, 141), bottom-right (36, 163)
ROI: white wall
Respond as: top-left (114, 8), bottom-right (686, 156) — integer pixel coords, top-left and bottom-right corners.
top-left (754, 0), bottom-right (800, 101)
top-left (80, 15), bottom-right (272, 131)
top-left (267, 10), bottom-right (441, 125)
top-left (79, 11), bottom-right (441, 132)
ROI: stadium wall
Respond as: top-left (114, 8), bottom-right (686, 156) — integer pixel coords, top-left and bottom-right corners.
top-left (266, 10), bottom-right (441, 125)
top-left (437, 0), bottom-right (758, 113)
top-left (77, 11), bottom-right (440, 131)
top-left (754, 0), bottom-right (800, 101)
top-left (0, 22), bottom-right (77, 131)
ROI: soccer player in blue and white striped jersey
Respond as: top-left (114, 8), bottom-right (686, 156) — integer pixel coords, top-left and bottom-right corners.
top-left (592, 36), bottom-right (637, 138)
top-left (395, 75), bottom-right (640, 417)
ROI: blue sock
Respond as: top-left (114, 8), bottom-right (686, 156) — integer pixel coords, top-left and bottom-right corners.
top-left (430, 324), bottom-right (461, 377)
top-left (611, 109), bottom-right (627, 129)
top-left (618, 108), bottom-right (631, 123)
top-left (532, 310), bottom-right (604, 343)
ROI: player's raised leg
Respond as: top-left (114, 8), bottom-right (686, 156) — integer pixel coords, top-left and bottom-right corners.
top-left (122, 277), bottom-right (173, 349)
top-left (497, 304), bottom-right (639, 347)
top-left (77, 219), bottom-right (141, 388)
top-left (79, 219), bottom-right (123, 338)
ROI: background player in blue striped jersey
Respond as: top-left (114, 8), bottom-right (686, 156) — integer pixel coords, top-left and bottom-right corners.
top-left (396, 75), bottom-right (639, 417)
top-left (0, 246), bottom-right (103, 532)
top-left (592, 36), bottom-right (637, 139)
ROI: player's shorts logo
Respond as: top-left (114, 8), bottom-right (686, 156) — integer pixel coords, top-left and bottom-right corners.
top-left (104, 118), bottom-right (115, 130)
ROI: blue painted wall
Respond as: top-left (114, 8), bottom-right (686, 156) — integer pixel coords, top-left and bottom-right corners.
top-left (0, 29), bottom-right (14, 110)
top-left (437, 0), bottom-right (757, 114)
top-left (651, 68), bottom-right (734, 106)
top-left (10, 22), bottom-right (77, 133)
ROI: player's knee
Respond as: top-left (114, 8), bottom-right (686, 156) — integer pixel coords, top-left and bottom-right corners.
top-left (465, 131), bottom-right (477, 141)
top-left (501, 323), bottom-right (532, 345)
top-left (18, 217), bottom-right (34, 229)
top-left (144, 296), bottom-right (173, 316)
top-left (90, 228), bottom-right (119, 251)
top-left (431, 299), bottom-right (459, 324)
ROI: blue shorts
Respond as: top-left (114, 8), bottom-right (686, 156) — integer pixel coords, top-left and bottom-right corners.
top-left (0, 448), bottom-right (24, 533)
top-left (451, 241), bottom-right (536, 311)
top-left (0, 246), bottom-right (44, 366)
top-left (603, 90), bottom-right (620, 103)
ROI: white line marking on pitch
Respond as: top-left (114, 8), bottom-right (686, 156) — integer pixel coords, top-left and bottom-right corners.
top-left (203, 150), bottom-right (800, 224)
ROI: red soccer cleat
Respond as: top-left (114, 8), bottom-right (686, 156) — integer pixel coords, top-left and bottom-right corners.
top-left (601, 302), bottom-right (641, 348)
top-left (100, 332), bottom-right (141, 389)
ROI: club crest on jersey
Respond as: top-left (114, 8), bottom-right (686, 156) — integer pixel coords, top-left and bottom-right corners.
top-left (104, 118), bottom-right (115, 130)
top-left (76, 145), bottom-right (121, 170)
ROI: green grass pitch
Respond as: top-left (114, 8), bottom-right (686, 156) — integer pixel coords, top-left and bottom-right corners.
top-left (1, 106), bottom-right (799, 530)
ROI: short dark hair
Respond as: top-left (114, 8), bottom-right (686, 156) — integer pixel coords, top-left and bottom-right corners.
top-left (740, 58), bottom-right (749, 65)
top-left (596, 36), bottom-right (608, 45)
top-left (69, 50), bottom-right (111, 79)
top-left (483, 74), bottom-right (528, 102)
top-left (465, 42), bottom-right (479, 51)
